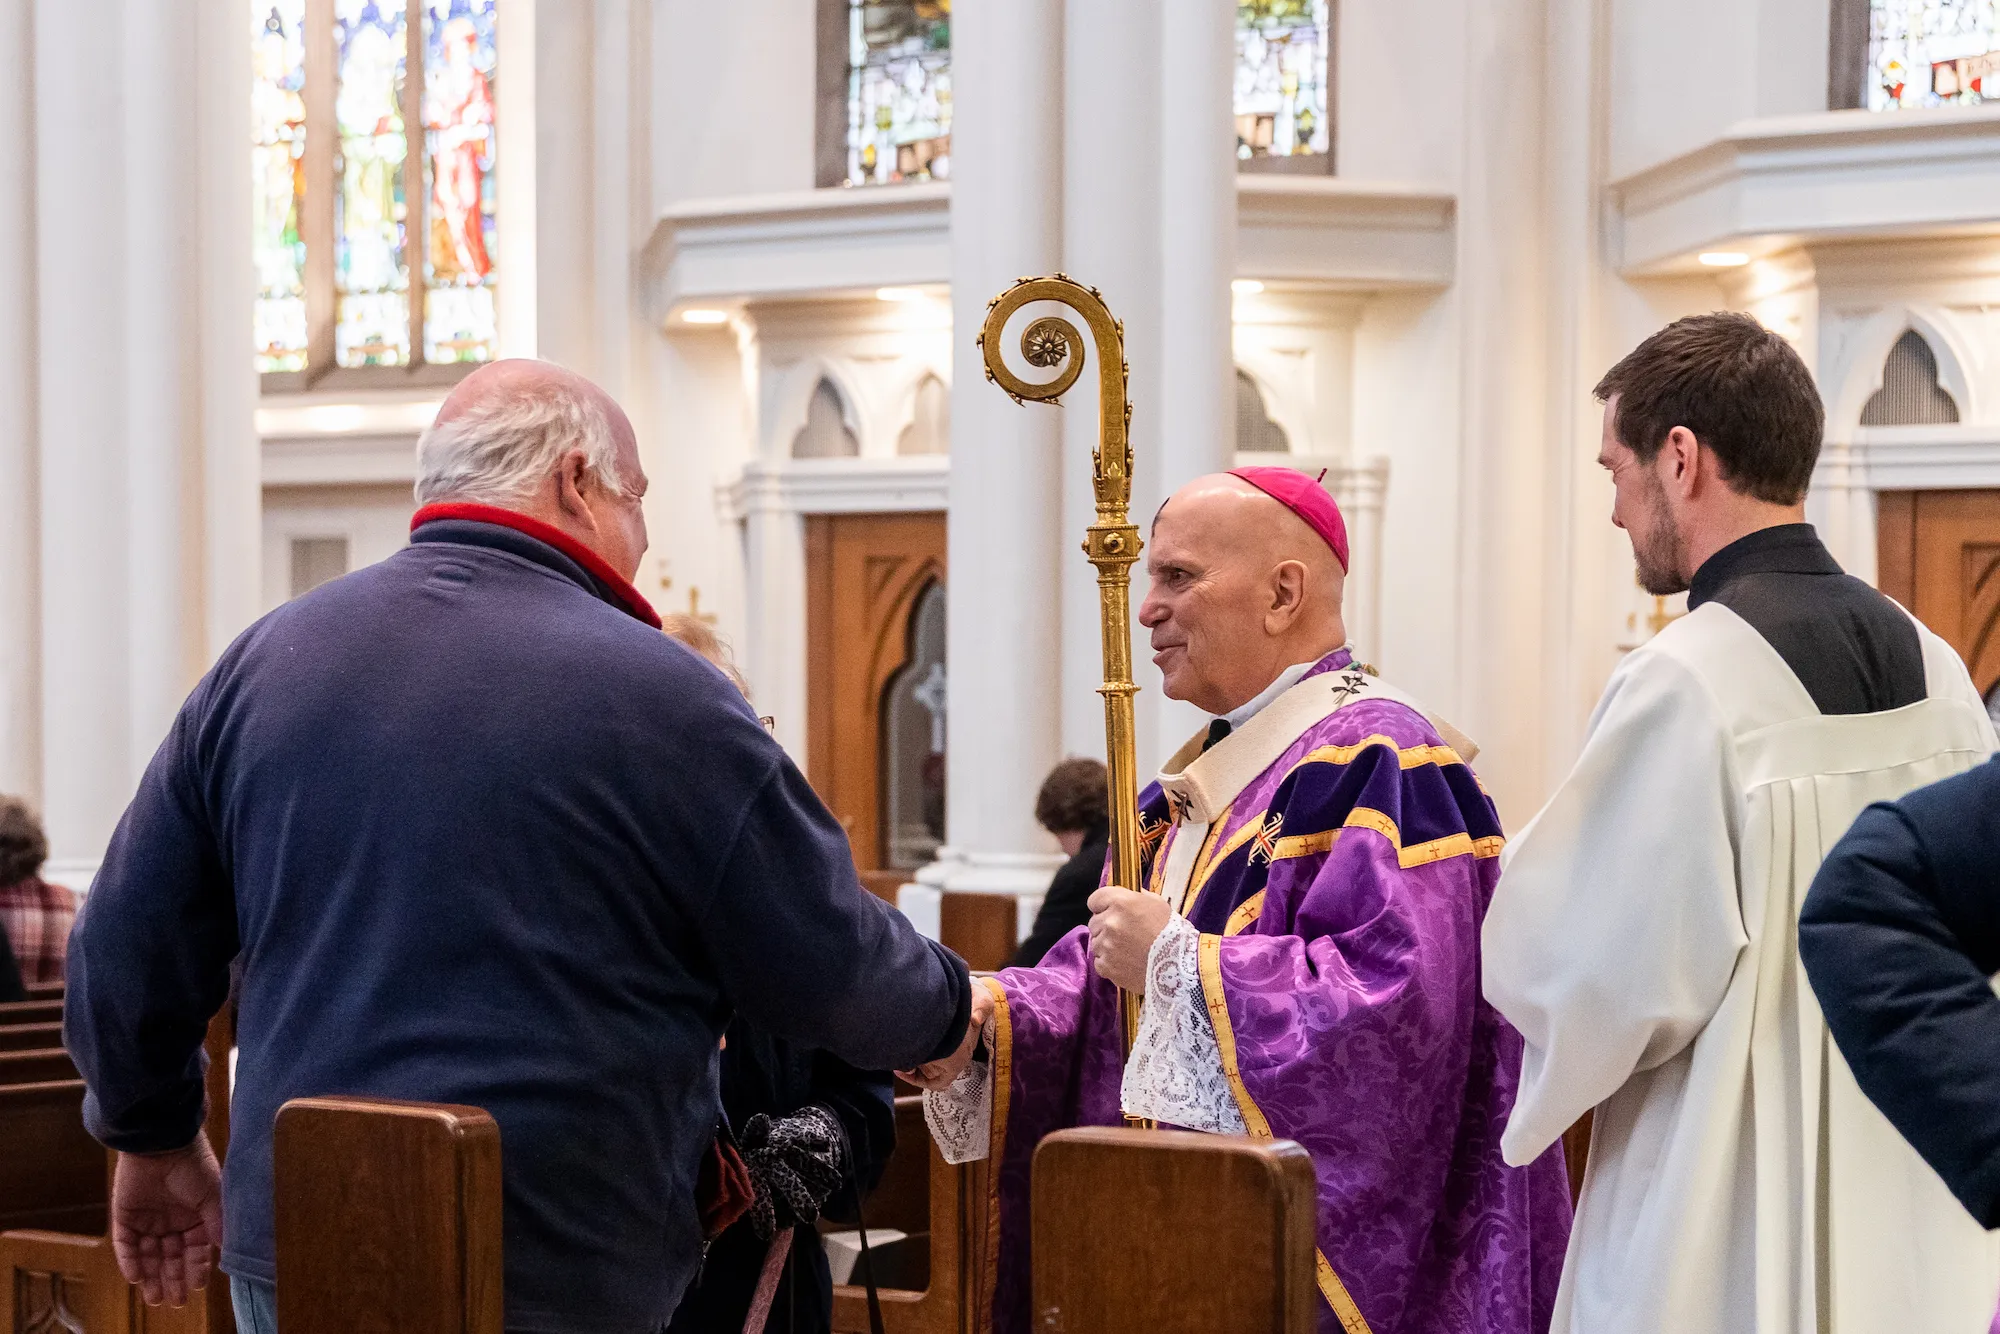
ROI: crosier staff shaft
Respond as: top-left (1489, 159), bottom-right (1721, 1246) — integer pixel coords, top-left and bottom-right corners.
top-left (977, 274), bottom-right (1147, 1074)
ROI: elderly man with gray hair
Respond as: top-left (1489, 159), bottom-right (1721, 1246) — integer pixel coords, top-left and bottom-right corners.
top-left (64, 360), bottom-right (973, 1334)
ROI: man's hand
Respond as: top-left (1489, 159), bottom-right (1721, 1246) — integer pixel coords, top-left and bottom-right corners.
top-left (110, 1136), bottom-right (224, 1307)
top-left (1088, 886), bottom-right (1172, 993)
top-left (899, 981), bottom-right (996, 1091)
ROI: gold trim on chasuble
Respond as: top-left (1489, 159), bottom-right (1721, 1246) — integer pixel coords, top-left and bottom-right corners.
top-left (1179, 802), bottom-right (1246, 917)
top-left (1269, 809), bottom-right (1506, 869)
top-left (1224, 889), bottom-right (1266, 936)
top-left (979, 976), bottom-right (1011, 1328)
top-left (1197, 933), bottom-right (1375, 1334)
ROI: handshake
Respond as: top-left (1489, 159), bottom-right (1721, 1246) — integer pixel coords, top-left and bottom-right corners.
top-left (897, 885), bottom-right (1169, 1091)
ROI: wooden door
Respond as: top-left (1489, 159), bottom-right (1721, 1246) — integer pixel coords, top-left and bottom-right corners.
top-left (805, 513), bottom-right (948, 901)
top-left (1878, 490), bottom-right (2000, 700)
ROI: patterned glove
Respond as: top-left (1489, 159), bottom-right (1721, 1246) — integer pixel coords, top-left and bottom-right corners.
top-left (740, 1104), bottom-right (848, 1241)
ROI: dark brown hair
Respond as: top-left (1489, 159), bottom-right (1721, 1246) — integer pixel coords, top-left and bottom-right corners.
top-left (1594, 311), bottom-right (1823, 505)
top-left (0, 797), bottom-right (48, 887)
top-left (1035, 757), bottom-right (1108, 836)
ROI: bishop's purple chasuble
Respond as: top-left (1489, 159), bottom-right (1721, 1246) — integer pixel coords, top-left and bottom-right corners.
top-left (974, 651), bottom-right (1571, 1333)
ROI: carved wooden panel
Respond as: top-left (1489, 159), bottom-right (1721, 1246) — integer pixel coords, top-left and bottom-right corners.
top-left (805, 513), bottom-right (948, 899)
top-left (13, 1268), bottom-right (86, 1334)
top-left (1877, 489), bottom-right (2000, 697)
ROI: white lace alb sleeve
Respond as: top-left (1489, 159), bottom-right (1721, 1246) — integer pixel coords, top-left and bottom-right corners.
top-left (922, 1003), bottom-right (995, 1164)
top-left (1120, 915), bottom-right (1247, 1133)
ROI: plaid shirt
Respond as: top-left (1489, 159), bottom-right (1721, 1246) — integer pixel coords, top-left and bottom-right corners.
top-left (0, 876), bottom-right (76, 986)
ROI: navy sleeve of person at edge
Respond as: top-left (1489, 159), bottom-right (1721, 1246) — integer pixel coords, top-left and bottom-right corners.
top-left (64, 689), bottom-right (238, 1153)
top-left (1799, 756), bottom-right (2000, 1228)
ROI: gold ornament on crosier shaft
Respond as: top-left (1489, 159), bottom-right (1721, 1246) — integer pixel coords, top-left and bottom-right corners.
top-left (977, 274), bottom-right (1148, 1075)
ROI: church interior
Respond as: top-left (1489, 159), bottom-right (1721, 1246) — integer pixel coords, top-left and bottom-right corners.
top-left (8, 0), bottom-right (2000, 1329)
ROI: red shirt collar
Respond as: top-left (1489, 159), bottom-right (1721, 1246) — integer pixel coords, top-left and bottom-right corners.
top-left (410, 502), bottom-right (663, 630)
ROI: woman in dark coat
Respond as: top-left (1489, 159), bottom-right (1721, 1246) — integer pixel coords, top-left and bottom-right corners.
top-left (668, 1022), bottom-right (896, 1334)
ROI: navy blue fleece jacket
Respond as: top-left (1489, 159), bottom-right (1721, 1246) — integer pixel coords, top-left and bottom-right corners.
top-left (63, 513), bottom-right (971, 1332)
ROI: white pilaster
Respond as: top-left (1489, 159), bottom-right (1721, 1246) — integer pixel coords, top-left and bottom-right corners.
top-left (32, 0), bottom-right (256, 883)
top-left (925, 0), bottom-right (1068, 901)
top-left (1152, 0), bottom-right (1239, 764)
top-left (0, 0), bottom-right (39, 803)
top-left (1061, 0), bottom-right (1234, 776)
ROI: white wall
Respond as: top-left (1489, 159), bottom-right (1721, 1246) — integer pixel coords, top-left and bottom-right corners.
top-left (1609, 0), bottom-right (1830, 179)
top-left (651, 0), bottom-right (819, 207)
top-left (1337, 0), bottom-right (1466, 185)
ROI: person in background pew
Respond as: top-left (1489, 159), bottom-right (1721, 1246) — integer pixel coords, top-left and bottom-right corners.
top-left (1012, 758), bottom-right (1109, 967)
top-left (657, 613), bottom-right (898, 1334)
top-left (0, 796), bottom-right (75, 987)
top-left (63, 359), bottom-right (974, 1333)
top-left (0, 912), bottom-right (24, 1003)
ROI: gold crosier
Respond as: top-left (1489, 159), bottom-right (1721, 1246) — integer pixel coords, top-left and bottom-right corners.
top-left (978, 274), bottom-right (1147, 1064)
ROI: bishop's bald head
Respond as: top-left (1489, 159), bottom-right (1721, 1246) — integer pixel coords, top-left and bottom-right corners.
top-left (1138, 472), bottom-right (1349, 716)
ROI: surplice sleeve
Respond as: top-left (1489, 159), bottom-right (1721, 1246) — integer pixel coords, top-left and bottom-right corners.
top-left (1482, 645), bottom-right (1749, 1166)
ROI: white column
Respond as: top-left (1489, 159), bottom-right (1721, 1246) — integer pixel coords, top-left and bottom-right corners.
top-left (0, 0), bottom-right (40, 803)
top-left (33, 0), bottom-right (256, 886)
top-left (917, 0), bottom-right (1068, 907)
top-left (1331, 458), bottom-right (1391, 663)
top-left (1150, 0), bottom-right (1238, 767)
top-left (1061, 0), bottom-right (1234, 776)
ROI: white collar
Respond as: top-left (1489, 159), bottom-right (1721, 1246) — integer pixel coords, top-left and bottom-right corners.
top-left (1219, 659), bottom-right (1323, 731)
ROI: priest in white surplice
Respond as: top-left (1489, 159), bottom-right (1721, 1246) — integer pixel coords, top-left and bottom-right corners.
top-left (1484, 313), bottom-right (2000, 1333)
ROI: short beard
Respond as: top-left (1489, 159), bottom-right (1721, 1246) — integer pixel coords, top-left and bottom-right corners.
top-left (1631, 472), bottom-right (1690, 597)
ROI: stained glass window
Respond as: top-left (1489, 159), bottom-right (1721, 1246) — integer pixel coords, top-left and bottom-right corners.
top-left (252, 2), bottom-right (308, 373)
top-left (334, 0), bottom-right (410, 367)
top-left (254, 0), bottom-right (499, 383)
top-left (847, 1), bottom-right (951, 186)
top-left (1869, 0), bottom-right (2000, 109)
top-left (422, 1), bottom-right (498, 365)
top-left (1235, 0), bottom-right (1333, 166)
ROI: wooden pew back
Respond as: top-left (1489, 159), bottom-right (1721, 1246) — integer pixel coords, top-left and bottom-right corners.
top-left (0, 999), bottom-right (63, 1027)
top-left (0, 1048), bottom-right (78, 1087)
top-left (0, 1002), bottom-right (234, 1334)
top-left (274, 1096), bottom-right (502, 1334)
top-left (0, 1021), bottom-right (64, 1052)
top-left (0, 1080), bottom-right (108, 1235)
top-left (1031, 1128), bottom-right (1318, 1334)
top-left (937, 892), bottom-right (1017, 973)
top-left (831, 1097), bottom-right (983, 1334)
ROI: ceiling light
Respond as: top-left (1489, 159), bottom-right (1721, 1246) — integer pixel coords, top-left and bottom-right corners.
top-left (681, 308), bottom-right (729, 325)
top-left (1698, 252), bottom-right (1750, 268)
top-left (1232, 279), bottom-right (1266, 295)
top-left (876, 286), bottom-right (923, 302)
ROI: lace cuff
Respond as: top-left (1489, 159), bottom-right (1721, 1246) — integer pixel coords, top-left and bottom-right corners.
top-left (923, 1006), bottom-right (996, 1164)
top-left (1120, 917), bottom-right (1247, 1133)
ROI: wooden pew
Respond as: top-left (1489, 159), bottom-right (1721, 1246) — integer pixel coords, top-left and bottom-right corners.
top-left (0, 1020), bottom-right (63, 1052)
top-left (0, 998), bottom-right (64, 1027)
top-left (937, 891), bottom-right (1018, 973)
top-left (0, 1080), bottom-right (107, 1235)
top-left (0, 1007), bottom-right (235, 1334)
top-left (831, 1096), bottom-right (983, 1334)
top-left (24, 980), bottom-right (65, 1001)
top-left (1032, 1128), bottom-right (1319, 1334)
top-left (0, 1047), bottom-right (79, 1086)
top-left (0, 1229), bottom-right (212, 1333)
top-left (274, 1096), bottom-right (503, 1334)
top-left (1561, 1111), bottom-right (1592, 1208)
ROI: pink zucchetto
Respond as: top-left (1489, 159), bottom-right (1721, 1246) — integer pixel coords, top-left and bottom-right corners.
top-left (1228, 467), bottom-right (1350, 573)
